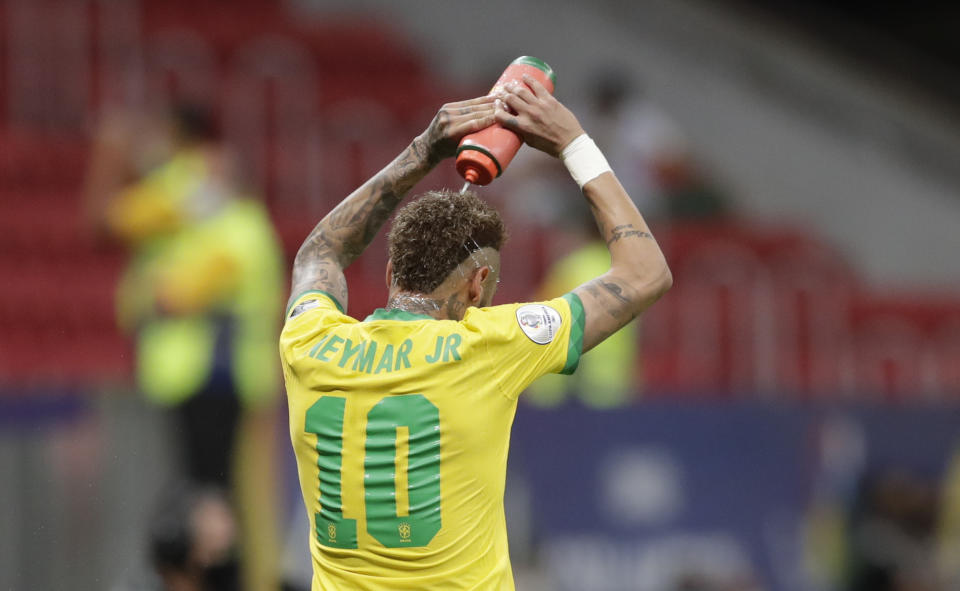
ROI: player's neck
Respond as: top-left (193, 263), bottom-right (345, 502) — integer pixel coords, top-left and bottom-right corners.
top-left (386, 291), bottom-right (467, 321)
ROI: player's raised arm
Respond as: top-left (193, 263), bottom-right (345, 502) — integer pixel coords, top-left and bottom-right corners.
top-left (288, 96), bottom-right (497, 312)
top-left (496, 75), bottom-right (672, 352)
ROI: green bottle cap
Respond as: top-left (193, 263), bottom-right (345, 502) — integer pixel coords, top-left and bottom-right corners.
top-left (511, 56), bottom-right (557, 86)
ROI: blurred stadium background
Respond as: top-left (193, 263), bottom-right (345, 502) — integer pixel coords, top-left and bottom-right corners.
top-left (2, 0), bottom-right (960, 590)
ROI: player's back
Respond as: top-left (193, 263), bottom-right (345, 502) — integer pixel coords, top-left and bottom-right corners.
top-left (280, 290), bottom-right (583, 590)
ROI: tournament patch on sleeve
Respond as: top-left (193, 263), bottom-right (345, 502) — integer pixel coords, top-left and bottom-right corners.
top-left (289, 298), bottom-right (321, 319)
top-left (515, 304), bottom-right (563, 345)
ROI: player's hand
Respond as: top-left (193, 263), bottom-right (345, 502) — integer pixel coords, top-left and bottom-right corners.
top-left (420, 95), bottom-right (498, 163)
top-left (494, 74), bottom-right (584, 157)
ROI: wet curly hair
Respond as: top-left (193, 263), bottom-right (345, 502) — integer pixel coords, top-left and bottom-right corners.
top-left (388, 189), bottom-right (507, 294)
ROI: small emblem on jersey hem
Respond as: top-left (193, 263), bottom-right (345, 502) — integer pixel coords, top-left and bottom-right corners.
top-left (398, 522), bottom-right (411, 542)
top-left (290, 298), bottom-right (320, 319)
top-left (516, 304), bottom-right (562, 344)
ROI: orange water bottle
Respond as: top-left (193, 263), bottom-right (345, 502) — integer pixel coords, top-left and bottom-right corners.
top-left (456, 56), bottom-right (556, 186)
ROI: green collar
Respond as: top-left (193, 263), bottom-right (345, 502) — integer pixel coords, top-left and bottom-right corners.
top-left (365, 308), bottom-right (435, 322)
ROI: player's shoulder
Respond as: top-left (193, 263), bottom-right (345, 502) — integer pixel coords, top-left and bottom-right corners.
top-left (285, 290), bottom-right (347, 321)
top-left (462, 294), bottom-right (582, 345)
top-left (280, 290), bottom-right (354, 354)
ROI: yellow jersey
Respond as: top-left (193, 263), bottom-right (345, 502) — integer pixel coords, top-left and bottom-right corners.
top-left (280, 290), bottom-right (584, 590)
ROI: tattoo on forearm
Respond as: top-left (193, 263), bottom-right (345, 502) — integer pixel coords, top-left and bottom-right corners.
top-left (290, 137), bottom-right (433, 305)
top-left (423, 113), bottom-right (451, 165)
top-left (290, 97), bottom-right (495, 309)
top-left (606, 223), bottom-right (653, 245)
top-left (321, 139), bottom-right (428, 262)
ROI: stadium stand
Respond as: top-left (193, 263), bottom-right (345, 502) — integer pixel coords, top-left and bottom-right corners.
top-left (1, 0), bottom-right (958, 401)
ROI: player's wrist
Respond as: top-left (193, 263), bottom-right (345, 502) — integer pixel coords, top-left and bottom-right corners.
top-left (410, 134), bottom-right (444, 169)
top-left (555, 125), bottom-right (585, 155)
top-left (560, 133), bottom-right (612, 188)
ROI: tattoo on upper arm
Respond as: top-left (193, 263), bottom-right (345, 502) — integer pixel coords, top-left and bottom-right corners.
top-left (606, 223), bottom-right (653, 245)
top-left (289, 251), bottom-right (348, 309)
top-left (599, 279), bottom-right (629, 303)
top-left (580, 278), bottom-right (632, 320)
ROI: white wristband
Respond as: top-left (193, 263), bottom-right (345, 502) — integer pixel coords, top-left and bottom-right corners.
top-left (560, 134), bottom-right (612, 188)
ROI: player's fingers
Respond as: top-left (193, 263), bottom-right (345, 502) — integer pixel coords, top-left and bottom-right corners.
top-left (453, 113), bottom-right (497, 135)
top-left (522, 74), bottom-right (550, 99)
top-left (504, 81), bottom-right (538, 105)
top-left (494, 98), bottom-right (518, 116)
top-left (452, 104), bottom-right (496, 119)
top-left (494, 108), bottom-right (527, 132)
top-left (496, 82), bottom-right (530, 105)
top-left (499, 92), bottom-right (529, 115)
top-left (447, 107), bottom-right (495, 132)
top-left (448, 95), bottom-right (497, 109)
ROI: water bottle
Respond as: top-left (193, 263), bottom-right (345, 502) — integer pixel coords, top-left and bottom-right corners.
top-left (456, 56), bottom-right (557, 186)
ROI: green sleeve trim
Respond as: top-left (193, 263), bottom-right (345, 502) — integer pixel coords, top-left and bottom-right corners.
top-left (285, 289), bottom-right (345, 318)
top-left (560, 292), bottom-right (585, 375)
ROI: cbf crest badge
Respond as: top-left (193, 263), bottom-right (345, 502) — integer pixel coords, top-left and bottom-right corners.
top-left (398, 522), bottom-right (412, 542)
top-left (516, 304), bottom-right (562, 344)
top-left (327, 523), bottom-right (337, 542)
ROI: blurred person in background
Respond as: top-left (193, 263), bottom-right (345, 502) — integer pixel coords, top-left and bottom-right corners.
top-left (672, 572), bottom-right (763, 591)
top-left (521, 70), bottom-right (704, 408)
top-left (937, 446), bottom-right (960, 588)
top-left (581, 69), bottom-right (729, 222)
top-left (845, 471), bottom-right (941, 591)
top-left (526, 198), bottom-right (639, 407)
top-left (85, 102), bottom-right (285, 590)
top-left (114, 484), bottom-right (240, 591)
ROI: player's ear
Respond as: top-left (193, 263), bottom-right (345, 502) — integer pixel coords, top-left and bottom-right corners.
top-left (469, 266), bottom-right (490, 304)
top-left (385, 259), bottom-right (394, 289)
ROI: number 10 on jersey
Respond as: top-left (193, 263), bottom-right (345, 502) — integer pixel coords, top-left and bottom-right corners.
top-left (305, 394), bottom-right (442, 549)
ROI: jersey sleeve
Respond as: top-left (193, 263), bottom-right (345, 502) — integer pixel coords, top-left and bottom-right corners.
top-left (463, 292), bottom-right (585, 399)
top-left (279, 290), bottom-right (349, 371)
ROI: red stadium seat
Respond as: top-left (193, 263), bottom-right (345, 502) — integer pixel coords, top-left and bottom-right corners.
top-left (846, 295), bottom-right (960, 401)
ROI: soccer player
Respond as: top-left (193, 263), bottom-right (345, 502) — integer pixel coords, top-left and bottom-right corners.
top-left (280, 75), bottom-right (672, 590)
